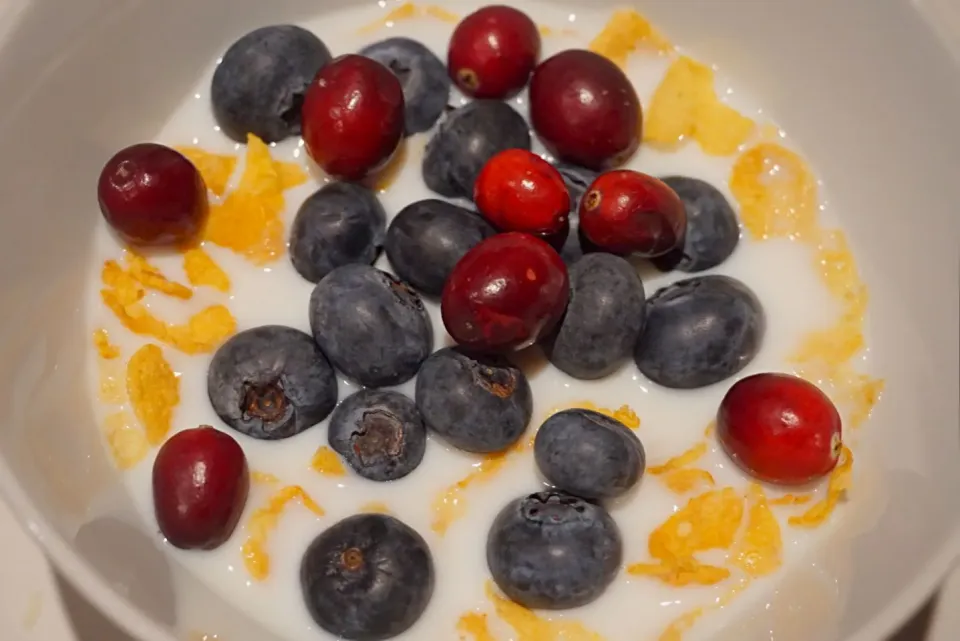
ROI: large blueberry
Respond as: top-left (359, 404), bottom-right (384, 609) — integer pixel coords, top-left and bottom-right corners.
top-left (635, 275), bottom-right (765, 389)
top-left (534, 409), bottom-right (645, 499)
top-left (290, 182), bottom-right (387, 284)
top-left (422, 100), bottom-right (531, 200)
top-left (652, 176), bottom-right (740, 273)
top-left (543, 253), bottom-right (646, 379)
top-left (211, 25), bottom-right (332, 143)
top-left (359, 37), bottom-right (450, 135)
top-left (310, 265), bottom-right (433, 388)
top-left (207, 325), bottom-right (337, 440)
top-left (487, 491), bottom-right (622, 610)
top-left (301, 513), bottom-right (434, 641)
top-left (385, 199), bottom-right (495, 297)
top-left (328, 389), bottom-right (427, 482)
top-left (415, 347), bottom-right (532, 453)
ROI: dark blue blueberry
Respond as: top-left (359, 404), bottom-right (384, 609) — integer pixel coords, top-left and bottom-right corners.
top-left (652, 176), bottom-right (741, 273)
top-left (211, 25), bottom-right (332, 143)
top-left (415, 347), bottom-right (532, 453)
top-left (554, 162), bottom-right (599, 215)
top-left (634, 275), bottom-right (765, 389)
top-left (301, 513), bottom-right (434, 641)
top-left (207, 325), bottom-right (337, 440)
top-left (486, 491), bottom-right (622, 610)
top-left (543, 253), bottom-right (646, 379)
top-left (359, 37), bottom-right (450, 136)
top-left (422, 100), bottom-right (531, 200)
top-left (290, 182), bottom-right (387, 284)
top-left (310, 265), bottom-right (433, 388)
top-left (328, 390), bottom-right (427, 482)
top-left (534, 409), bottom-right (645, 499)
top-left (385, 199), bottom-right (495, 297)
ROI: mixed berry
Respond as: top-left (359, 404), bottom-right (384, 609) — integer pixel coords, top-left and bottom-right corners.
top-left (97, 6), bottom-right (849, 639)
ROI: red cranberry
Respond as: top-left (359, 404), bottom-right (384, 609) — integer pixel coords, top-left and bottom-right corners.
top-left (97, 143), bottom-right (207, 247)
top-left (302, 54), bottom-right (405, 181)
top-left (152, 426), bottom-right (249, 550)
top-left (529, 50), bottom-right (641, 170)
top-left (474, 149), bottom-right (570, 237)
top-left (579, 170), bottom-right (685, 257)
top-left (717, 373), bottom-right (843, 486)
top-left (447, 5), bottom-right (541, 99)
top-left (442, 232), bottom-right (568, 353)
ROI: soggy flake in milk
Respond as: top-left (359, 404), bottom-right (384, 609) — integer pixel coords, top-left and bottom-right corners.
top-left (182, 246), bottom-right (231, 292)
top-left (589, 8), bottom-right (672, 65)
top-left (174, 146), bottom-right (237, 196)
top-left (484, 581), bottom-right (604, 641)
top-left (123, 252), bottom-right (193, 299)
top-left (103, 411), bottom-right (149, 470)
top-left (310, 446), bottom-right (347, 477)
top-left (92, 328), bottom-right (120, 359)
top-left (789, 446), bottom-right (854, 528)
top-left (126, 344), bottom-right (179, 446)
top-left (243, 485), bottom-right (325, 581)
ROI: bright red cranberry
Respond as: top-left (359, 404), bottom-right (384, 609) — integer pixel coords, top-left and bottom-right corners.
top-left (529, 50), bottom-right (641, 170)
top-left (152, 426), bottom-right (249, 550)
top-left (447, 5), bottom-right (540, 99)
top-left (97, 143), bottom-right (207, 247)
top-left (717, 373), bottom-right (843, 486)
top-left (442, 232), bottom-right (568, 353)
top-left (474, 149), bottom-right (570, 237)
top-left (302, 54), bottom-right (405, 181)
top-left (579, 170), bottom-right (686, 257)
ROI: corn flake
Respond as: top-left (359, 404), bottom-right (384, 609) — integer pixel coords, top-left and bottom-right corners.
top-left (182, 247), bottom-right (231, 292)
top-left (360, 501), bottom-right (391, 514)
top-left (789, 446), bottom-right (853, 528)
top-left (457, 612), bottom-right (496, 641)
top-left (730, 484), bottom-right (782, 577)
top-left (590, 9), bottom-right (672, 66)
top-left (243, 485), bottom-right (325, 580)
top-left (126, 344), bottom-right (179, 445)
top-left (103, 411), bottom-right (149, 470)
top-left (486, 581), bottom-right (604, 641)
top-left (311, 446), bottom-right (347, 477)
top-left (660, 468), bottom-right (716, 494)
top-left (649, 441), bottom-right (707, 474)
top-left (770, 493), bottom-right (813, 506)
top-left (174, 147), bottom-right (237, 196)
top-left (98, 358), bottom-right (125, 404)
top-left (93, 328), bottom-right (120, 359)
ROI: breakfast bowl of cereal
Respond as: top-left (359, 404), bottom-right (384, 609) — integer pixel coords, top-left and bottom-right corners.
top-left (0, 1), bottom-right (957, 640)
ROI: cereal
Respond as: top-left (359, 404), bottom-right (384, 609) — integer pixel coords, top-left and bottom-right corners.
top-left (103, 411), bottom-right (149, 470)
top-left (311, 446), bottom-right (347, 477)
top-left (126, 344), bottom-right (179, 445)
top-left (182, 247), bottom-right (231, 292)
top-left (243, 486), bottom-right (325, 580)
top-left (589, 8), bottom-right (672, 65)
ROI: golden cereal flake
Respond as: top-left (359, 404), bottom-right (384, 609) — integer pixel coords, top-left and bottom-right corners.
top-left (457, 612), bottom-right (496, 641)
top-left (789, 446), bottom-right (853, 528)
top-left (360, 501), bottom-right (391, 514)
top-left (243, 485), bottom-right (325, 580)
top-left (182, 246), bottom-right (231, 292)
top-left (98, 358), bottom-right (126, 404)
top-left (730, 484), bottom-right (782, 577)
top-left (660, 468), bottom-right (716, 494)
top-left (126, 344), bottom-right (179, 445)
top-left (486, 581), bottom-right (604, 641)
top-left (589, 8), bottom-right (672, 66)
top-left (174, 147), bottom-right (238, 196)
top-left (124, 252), bottom-right (193, 300)
top-left (311, 446), bottom-right (347, 477)
top-left (203, 134), bottom-right (306, 264)
top-left (93, 328), bottom-right (120, 359)
top-left (645, 56), bottom-right (755, 156)
top-left (103, 411), bottom-right (149, 470)
top-left (648, 441), bottom-right (707, 474)
top-left (628, 556), bottom-right (730, 587)
top-left (251, 471), bottom-right (281, 484)
top-left (770, 493), bottom-right (813, 506)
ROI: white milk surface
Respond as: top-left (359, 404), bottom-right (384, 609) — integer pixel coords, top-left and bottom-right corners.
top-left (83, 2), bottom-right (878, 640)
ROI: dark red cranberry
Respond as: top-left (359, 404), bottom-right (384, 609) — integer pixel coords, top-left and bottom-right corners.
top-left (579, 170), bottom-right (685, 257)
top-left (97, 143), bottom-right (207, 247)
top-left (441, 232), bottom-right (568, 353)
top-left (474, 149), bottom-right (570, 237)
top-left (152, 426), bottom-right (249, 550)
top-left (302, 54), bottom-right (405, 181)
top-left (447, 5), bottom-right (540, 99)
top-left (718, 373), bottom-right (843, 486)
top-left (529, 50), bottom-right (641, 170)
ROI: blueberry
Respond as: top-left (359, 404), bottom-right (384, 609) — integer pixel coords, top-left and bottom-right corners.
top-left (310, 265), bottom-right (433, 388)
top-left (359, 37), bottom-right (450, 135)
top-left (207, 325), bottom-right (337, 440)
top-left (543, 253), bottom-right (646, 379)
top-left (651, 176), bottom-right (740, 273)
top-left (415, 347), bottom-right (532, 453)
top-left (486, 491), bottom-right (622, 610)
top-left (634, 275), bottom-right (765, 389)
top-left (301, 513), bottom-right (434, 641)
top-left (422, 100), bottom-right (531, 200)
top-left (385, 199), bottom-right (495, 297)
top-left (554, 162), bottom-right (599, 215)
top-left (328, 390), bottom-right (426, 482)
top-left (534, 409), bottom-right (645, 499)
top-left (211, 25), bottom-right (332, 143)
top-left (290, 182), bottom-right (387, 284)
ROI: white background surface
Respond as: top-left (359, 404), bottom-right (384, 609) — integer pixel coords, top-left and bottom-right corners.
top-left (0, 497), bottom-right (956, 640)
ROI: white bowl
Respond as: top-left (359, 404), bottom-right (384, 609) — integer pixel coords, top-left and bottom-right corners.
top-left (0, 1), bottom-right (957, 640)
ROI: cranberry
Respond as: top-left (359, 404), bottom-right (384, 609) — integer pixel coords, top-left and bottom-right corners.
top-left (152, 426), bottom-right (249, 550)
top-left (717, 373), bottom-right (843, 486)
top-left (529, 50), bottom-right (641, 170)
top-left (97, 143), bottom-right (207, 247)
top-left (447, 5), bottom-right (540, 99)
top-left (442, 232), bottom-right (568, 353)
top-left (579, 170), bottom-right (686, 257)
top-left (302, 54), bottom-right (405, 181)
top-left (474, 149), bottom-right (570, 237)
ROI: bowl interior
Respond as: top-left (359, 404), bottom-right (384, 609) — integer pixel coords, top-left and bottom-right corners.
top-left (0, 1), bottom-right (957, 640)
